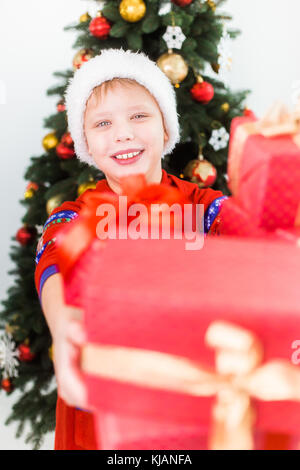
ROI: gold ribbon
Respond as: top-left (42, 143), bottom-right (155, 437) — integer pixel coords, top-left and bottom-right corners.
top-left (229, 100), bottom-right (300, 197)
top-left (81, 320), bottom-right (300, 450)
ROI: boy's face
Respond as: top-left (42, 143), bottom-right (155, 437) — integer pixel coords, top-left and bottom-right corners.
top-left (84, 82), bottom-right (169, 189)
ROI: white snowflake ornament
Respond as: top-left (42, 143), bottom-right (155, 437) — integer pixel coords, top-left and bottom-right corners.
top-left (209, 127), bottom-right (229, 151)
top-left (0, 331), bottom-right (19, 379)
top-left (163, 25), bottom-right (186, 50)
top-left (218, 30), bottom-right (232, 72)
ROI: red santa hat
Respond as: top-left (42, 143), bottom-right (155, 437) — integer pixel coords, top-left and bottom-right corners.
top-left (64, 48), bottom-right (181, 168)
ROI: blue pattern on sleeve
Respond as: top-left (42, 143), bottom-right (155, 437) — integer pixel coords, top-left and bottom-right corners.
top-left (43, 210), bottom-right (79, 231)
top-left (39, 264), bottom-right (60, 304)
top-left (204, 196), bottom-right (228, 234)
top-left (35, 238), bottom-right (56, 265)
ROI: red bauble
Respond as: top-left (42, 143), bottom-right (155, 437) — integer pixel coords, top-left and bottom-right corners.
top-left (190, 81), bottom-right (214, 105)
top-left (26, 182), bottom-right (39, 191)
top-left (172, 0), bottom-right (193, 6)
top-left (61, 132), bottom-right (74, 147)
top-left (18, 344), bottom-right (36, 362)
top-left (89, 16), bottom-right (111, 39)
top-left (16, 226), bottom-right (37, 246)
top-left (184, 158), bottom-right (217, 188)
top-left (1, 378), bottom-right (13, 393)
top-left (56, 143), bottom-right (75, 159)
top-left (243, 107), bottom-right (256, 119)
top-left (57, 101), bottom-right (66, 113)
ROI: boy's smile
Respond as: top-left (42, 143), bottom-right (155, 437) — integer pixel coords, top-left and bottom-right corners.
top-left (83, 80), bottom-right (169, 194)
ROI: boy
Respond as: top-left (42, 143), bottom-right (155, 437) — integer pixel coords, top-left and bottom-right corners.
top-left (35, 48), bottom-right (227, 449)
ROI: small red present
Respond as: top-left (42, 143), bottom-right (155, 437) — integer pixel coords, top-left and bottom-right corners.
top-left (227, 102), bottom-right (300, 231)
top-left (57, 229), bottom-right (300, 450)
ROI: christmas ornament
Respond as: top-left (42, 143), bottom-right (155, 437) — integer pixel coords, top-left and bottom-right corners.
top-left (24, 181), bottom-right (39, 199)
top-left (73, 48), bottom-right (94, 70)
top-left (89, 12), bottom-right (111, 39)
top-left (57, 100), bottom-right (66, 113)
top-left (206, 0), bottom-right (216, 11)
top-left (119, 0), bottom-right (146, 22)
top-left (218, 29), bottom-right (232, 73)
top-left (184, 151), bottom-right (217, 188)
top-left (61, 132), bottom-right (74, 147)
top-left (209, 127), bottom-right (229, 151)
top-left (221, 102), bottom-right (230, 112)
top-left (42, 132), bottom-right (59, 151)
top-left (16, 226), bottom-right (37, 246)
top-left (0, 331), bottom-right (19, 379)
top-left (244, 107), bottom-right (256, 118)
top-left (46, 195), bottom-right (64, 215)
top-left (78, 181), bottom-right (97, 196)
top-left (56, 143), bottom-right (75, 159)
top-left (157, 51), bottom-right (188, 86)
top-left (80, 12), bottom-right (91, 23)
top-left (24, 188), bottom-right (34, 199)
top-left (1, 378), bottom-right (13, 393)
top-left (190, 76), bottom-right (214, 104)
top-left (162, 26), bottom-right (186, 50)
top-left (26, 182), bottom-right (39, 192)
top-left (171, 0), bottom-right (193, 6)
top-left (18, 343), bottom-right (36, 362)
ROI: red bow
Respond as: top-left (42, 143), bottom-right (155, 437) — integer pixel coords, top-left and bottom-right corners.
top-left (56, 174), bottom-right (189, 279)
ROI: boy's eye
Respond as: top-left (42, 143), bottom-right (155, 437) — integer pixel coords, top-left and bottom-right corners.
top-left (96, 114), bottom-right (147, 127)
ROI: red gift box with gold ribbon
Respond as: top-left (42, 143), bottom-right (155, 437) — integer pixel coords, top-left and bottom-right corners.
top-left (227, 102), bottom-right (300, 231)
top-left (56, 210), bottom-right (300, 450)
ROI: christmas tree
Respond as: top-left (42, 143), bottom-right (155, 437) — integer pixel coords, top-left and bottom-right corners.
top-left (0, 0), bottom-right (250, 449)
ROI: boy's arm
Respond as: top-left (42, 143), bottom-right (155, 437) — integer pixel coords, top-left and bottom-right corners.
top-left (40, 272), bottom-right (65, 338)
top-left (34, 190), bottom-right (95, 307)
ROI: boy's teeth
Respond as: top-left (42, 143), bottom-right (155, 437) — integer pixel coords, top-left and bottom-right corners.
top-left (114, 150), bottom-right (142, 159)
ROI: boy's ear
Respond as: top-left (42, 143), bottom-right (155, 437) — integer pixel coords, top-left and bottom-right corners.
top-left (163, 127), bottom-right (169, 144)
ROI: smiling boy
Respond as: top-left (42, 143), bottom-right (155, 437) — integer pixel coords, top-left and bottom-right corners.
top-left (34, 49), bottom-right (227, 449)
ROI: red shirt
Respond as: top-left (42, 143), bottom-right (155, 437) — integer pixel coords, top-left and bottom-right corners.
top-left (34, 169), bottom-right (226, 450)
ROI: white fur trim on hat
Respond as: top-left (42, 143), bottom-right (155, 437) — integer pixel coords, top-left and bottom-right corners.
top-left (64, 48), bottom-right (181, 168)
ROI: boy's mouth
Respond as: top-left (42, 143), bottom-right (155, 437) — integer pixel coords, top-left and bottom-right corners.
top-left (111, 149), bottom-right (144, 165)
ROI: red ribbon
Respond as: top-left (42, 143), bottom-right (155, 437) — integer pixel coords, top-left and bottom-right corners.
top-left (55, 173), bottom-right (189, 279)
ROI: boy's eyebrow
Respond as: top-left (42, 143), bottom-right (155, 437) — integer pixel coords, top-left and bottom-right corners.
top-left (92, 104), bottom-right (153, 118)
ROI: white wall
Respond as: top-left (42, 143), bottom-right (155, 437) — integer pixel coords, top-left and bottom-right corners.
top-left (0, 0), bottom-right (300, 450)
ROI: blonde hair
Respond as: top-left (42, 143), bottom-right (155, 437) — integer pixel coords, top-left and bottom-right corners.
top-left (84, 77), bottom-right (167, 133)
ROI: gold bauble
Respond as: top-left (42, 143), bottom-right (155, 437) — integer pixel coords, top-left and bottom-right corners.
top-left (73, 48), bottom-right (94, 70)
top-left (221, 102), bottom-right (230, 112)
top-left (119, 0), bottom-right (146, 23)
top-left (46, 194), bottom-right (64, 215)
top-left (79, 12), bottom-right (91, 23)
top-left (157, 52), bottom-right (189, 86)
top-left (78, 181), bottom-right (97, 196)
top-left (207, 0), bottom-right (216, 11)
top-left (42, 132), bottom-right (59, 151)
top-left (184, 158), bottom-right (217, 188)
top-left (24, 188), bottom-right (35, 199)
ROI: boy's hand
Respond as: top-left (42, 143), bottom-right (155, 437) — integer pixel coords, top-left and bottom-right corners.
top-left (51, 303), bottom-right (91, 411)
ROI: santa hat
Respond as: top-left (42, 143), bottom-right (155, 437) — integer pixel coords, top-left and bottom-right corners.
top-left (64, 48), bottom-right (181, 168)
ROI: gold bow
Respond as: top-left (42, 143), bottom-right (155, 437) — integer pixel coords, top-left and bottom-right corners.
top-left (229, 100), bottom-right (300, 197)
top-left (81, 321), bottom-right (300, 450)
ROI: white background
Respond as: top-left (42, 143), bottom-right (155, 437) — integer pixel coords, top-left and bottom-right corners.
top-left (0, 0), bottom-right (300, 450)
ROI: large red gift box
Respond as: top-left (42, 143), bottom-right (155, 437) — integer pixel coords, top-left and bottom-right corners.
top-left (227, 110), bottom-right (300, 231)
top-left (61, 235), bottom-right (300, 450)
